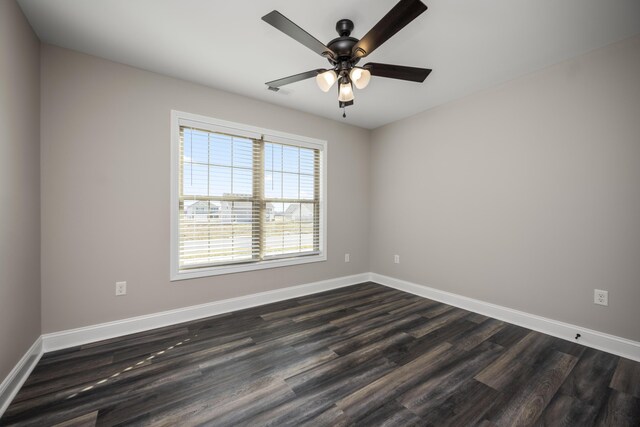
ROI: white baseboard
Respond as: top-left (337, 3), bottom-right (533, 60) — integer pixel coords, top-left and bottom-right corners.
top-left (42, 273), bottom-right (370, 352)
top-left (371, 273), bottom-right (640, 362)
top-left (27, 270), bottom-right (639, 374)
top-left (0, 337), bottom-right (43, 417)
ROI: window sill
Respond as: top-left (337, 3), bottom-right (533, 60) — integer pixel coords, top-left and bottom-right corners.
top-left (170, 253), bottom-right (327, 281)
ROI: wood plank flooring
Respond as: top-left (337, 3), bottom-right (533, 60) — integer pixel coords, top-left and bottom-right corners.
top-left (2, 282), bottom-right (639, 426)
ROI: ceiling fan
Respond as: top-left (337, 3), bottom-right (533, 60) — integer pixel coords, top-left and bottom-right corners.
top-left (262, 0), bottom-right (432, 117)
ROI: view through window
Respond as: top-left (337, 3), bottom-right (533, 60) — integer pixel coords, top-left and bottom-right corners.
top-left (172, 113), bottom-right (325, 279)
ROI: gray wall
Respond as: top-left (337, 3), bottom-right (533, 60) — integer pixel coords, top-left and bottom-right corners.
top-left (370, 35), bottom-right (640, 341)
top-left (40, 45), bottom-right (371, 333)
top-left (0, 0), bottom-right (41, 380)
top-left (12, 20), bottom-right (640, 349)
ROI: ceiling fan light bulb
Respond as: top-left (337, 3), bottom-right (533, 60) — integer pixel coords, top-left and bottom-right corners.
top-left (338, 82), bottom-right (354, 102)
top-left (316, 70), bottom-right (337, 92)
top-left (350, 67), bottom-right (371, 89)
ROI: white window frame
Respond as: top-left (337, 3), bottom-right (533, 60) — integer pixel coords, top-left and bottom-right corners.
top-left (170, 110), bottom-right (327, 281)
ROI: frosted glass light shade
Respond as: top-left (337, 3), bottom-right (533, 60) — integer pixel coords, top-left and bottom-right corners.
top-left (349, 67), bottom-right (371, 89)
top-left (316, 70), bottom-right (337, 92)
top-left (338, 82), bottom-right (354, 102)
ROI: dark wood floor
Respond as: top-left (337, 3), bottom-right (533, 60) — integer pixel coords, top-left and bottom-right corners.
top-left (2, 283), bottom-right (639, 426)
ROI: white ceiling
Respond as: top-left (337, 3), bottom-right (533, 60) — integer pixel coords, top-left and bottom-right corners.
top-left (18, 0), bottom-right (640, 129)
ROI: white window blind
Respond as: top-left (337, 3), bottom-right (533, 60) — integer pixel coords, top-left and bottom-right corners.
top-left (172, 112), bottom-right (326, 279)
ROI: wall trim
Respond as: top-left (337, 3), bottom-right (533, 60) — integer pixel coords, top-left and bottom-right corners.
top-left (42, 273), bottom-right (370, 352)
top-left (370, 273), bottom-right (640, 362)
top-left (0, 337), bottom-right (43, 417)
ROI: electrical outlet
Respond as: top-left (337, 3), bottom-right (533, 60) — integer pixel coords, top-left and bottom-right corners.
top-left (594, 289), bottom-right (608, 306)
top-left (116, 281), bottom-right (127, 296)
top-left (344, 253), bottom-right (350, 263)
top-left (394, 254), bottom-right (400, 264)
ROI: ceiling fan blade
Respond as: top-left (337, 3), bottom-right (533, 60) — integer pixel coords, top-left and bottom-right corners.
top-left (262, 11), bottom-right (335, 59)
top-left (364, 63), bottom-right (432, 82)
top-left (351, 0), bottom-right (427, 59)
top-left (266, 69), bottom-right (326, 89)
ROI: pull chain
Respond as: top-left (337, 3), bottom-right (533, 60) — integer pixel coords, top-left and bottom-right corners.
top-left (342, 108), bottom-right (346, 119)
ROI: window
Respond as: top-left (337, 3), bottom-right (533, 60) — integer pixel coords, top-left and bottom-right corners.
top-left (171, 111), bottom-right (326, 280)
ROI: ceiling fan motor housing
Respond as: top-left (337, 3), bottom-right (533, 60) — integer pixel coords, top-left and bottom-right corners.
top-left (328, 19), bottom-right (360, 66)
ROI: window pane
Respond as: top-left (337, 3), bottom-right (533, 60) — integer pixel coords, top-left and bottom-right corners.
top-left (300, 203), bottom-right (318, 252)
top-left (265, 202), bottom-right (275, 222)
top-left (300, 232), bottom-right (314, 252)
top-left (299, 174), bottom-right (314, 200)
top-left (266, 202), bottom-right (296, 256)
top-left (283, 173), bottom-right (299, 199)
top-left (210, 133), bottom-right (232, 166)
top-left (265, 171), bottom-right (282, 199)
top-left (300, 203), bottom-right (315, 252)
top-left (209, 166), bottom-right (231, 196)
top-left (183, 129), bottom-right (209, 164)
top-left (233, 137), bottom-right (253, 168)
top-left (232, 201), bottom-right (254, 223)
top-left (265, 202), bottom-right (284, 256)
top-left (300, 148), bottom-right (315, 175)
top-left (300, 203), bottom-right (315, 222)
top-left (263, 202), bottom-right (317, 256)
top-left (264, 143), bottom-right (273, 171)
top-left (270, 143), bottom-right (282, 171)
top-left (183, 163), bottom-right (208, 196)
top-left (282, 145), bottom-right (299, 173)
top-left (179, 201), bottom-right (254, 266)
top-left (232, 168), bottom-right (253, 196)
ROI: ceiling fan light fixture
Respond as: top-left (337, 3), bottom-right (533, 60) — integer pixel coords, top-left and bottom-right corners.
top-left (338, 81), bottom-right (354, 102)
top-left (349, 67), bottom-right (371, 89)
top-left (316, 70), bottom-right (337, 92)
